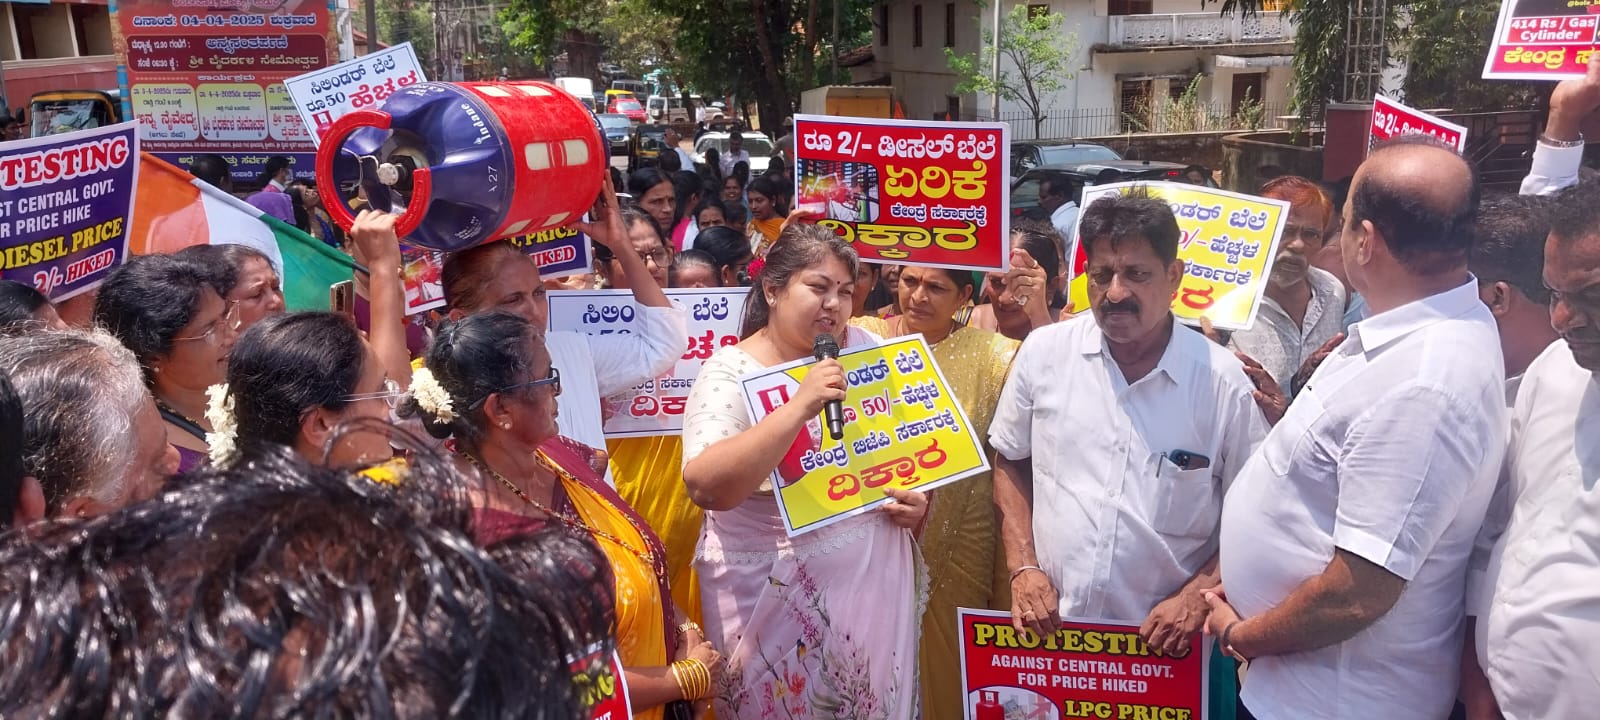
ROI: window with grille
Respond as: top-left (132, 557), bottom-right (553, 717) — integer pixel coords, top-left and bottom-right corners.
top-left (945, 3), bottom-right (956, 47)
top-left (1107, 0), bottom-right (1154, 16)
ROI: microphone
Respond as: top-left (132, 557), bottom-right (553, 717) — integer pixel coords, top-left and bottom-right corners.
top-left (813, 334), bottom-right (845, 441)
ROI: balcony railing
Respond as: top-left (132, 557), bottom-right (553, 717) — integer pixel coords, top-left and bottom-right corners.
top-left (1106, 12), bottom-right (1295, 48)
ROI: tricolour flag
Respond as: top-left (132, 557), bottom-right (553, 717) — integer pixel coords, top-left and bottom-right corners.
top-left (128, 153), bottom-right (354, 311)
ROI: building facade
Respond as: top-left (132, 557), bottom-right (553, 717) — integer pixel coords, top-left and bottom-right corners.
top-left (0, 0), bottom-right (117, 113)
top-left (863, 0), bottom-right (1296, 139)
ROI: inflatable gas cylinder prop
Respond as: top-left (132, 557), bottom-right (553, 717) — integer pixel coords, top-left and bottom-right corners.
top-left (315, 81), bottom-right (606, 252)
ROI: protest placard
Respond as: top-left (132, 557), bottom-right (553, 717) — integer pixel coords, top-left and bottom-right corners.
top-left (1483, 0), bottom-right (1600, 80)
top-left (547, 288), bottom-right (746, 437)
top-left (1067, 182), bottom-right (1287, 331)
top-left (959, 609), bottom-right (1207, 720)
top-left (573, 648), bottom-right (632, 720)
top-left (0, 122), bottom-right (140, 301)
top-left (115, 0), bottom-right (331, 184)
top-left (794, 115), bottom-right (1010, 272)
top-left (505, 223), bottom-right (594, 280)
top-left (401, 245), bottom-right (446, 315)
top-left (1369, 95), bottom-right (1468, 154)
top-left (738, 335), bottom-right (989, 536)
top-left (284, 43), bottom-right (426, 144)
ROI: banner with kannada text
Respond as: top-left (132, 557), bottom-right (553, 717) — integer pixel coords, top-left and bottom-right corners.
top-left (959, 609), bottom-right (1207, 720)
top-left (794, 114), bottom-right (1010, 272)
top-left (115, 0), bottom-right (334, 184)
top-left (547, 288), bottom-right (746, 437)
top-left (738, 335), bottom-right (989, 536)
top-left (284, 42), bottom-right (425, 144)
top-left (573, 648), bottom-right (632, 720)
top-left (1483, 0), bottom-right (1600, 79)
top-left (1067, 182), bottom-right (1287, 331)
top-left (0, 122), bottom-right (140, 301)
top-left (1369, 95), bottom-right (1467, 154)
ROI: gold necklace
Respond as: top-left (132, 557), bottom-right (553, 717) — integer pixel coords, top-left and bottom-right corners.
top-left (460, 451), bottom-right (666, 585)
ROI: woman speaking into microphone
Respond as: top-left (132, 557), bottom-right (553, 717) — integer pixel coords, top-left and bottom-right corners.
top-left (681, 224), bottom-right (928, 719)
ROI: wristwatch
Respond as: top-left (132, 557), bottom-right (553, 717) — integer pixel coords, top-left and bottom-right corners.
top-left (1538, 133), bottom-right (1585, 148)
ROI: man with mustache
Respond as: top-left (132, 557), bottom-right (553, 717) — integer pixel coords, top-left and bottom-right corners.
top-left (1462, 54), bottom-right (1600, 720)
top-left (1204, 134), bottom-right (1507, 719)
top-left (989, 189), bottom-right (1268, 714)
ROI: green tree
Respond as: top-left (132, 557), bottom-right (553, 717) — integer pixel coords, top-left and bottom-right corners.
top-left (498, 0), bottom-right (604, 78)
top-left (944, 4), bottom-right (1079, 139)
top-left (352, 1), bottom-right (436, 70)
top-left (1398, 0), bottom-right (1542, 111)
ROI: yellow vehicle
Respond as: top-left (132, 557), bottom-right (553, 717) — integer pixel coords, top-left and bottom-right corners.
top-left (29, 89), bottom-right (124, 137)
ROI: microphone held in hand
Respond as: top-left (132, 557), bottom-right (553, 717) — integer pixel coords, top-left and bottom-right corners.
top-left (813, 334), bottom-right (845, 441)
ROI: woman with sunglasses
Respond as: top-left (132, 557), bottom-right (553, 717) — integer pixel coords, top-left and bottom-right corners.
top-left (210, 211), bottom-right (414, 468)
top-left (404, 310), bottom-right (724, 720)
top-left (95, 252), bottom-right (244, 474)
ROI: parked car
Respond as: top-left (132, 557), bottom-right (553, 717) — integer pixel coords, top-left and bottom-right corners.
top-left (1010, 141), bottom-right (1123, 179)
top-left (597, 113), bottom-right (632, 155)
top-left (628, 123), bottom-right (671, 173)
top-left (692, 131), bottom-right (775, 175)
top-left (607, 94), bottom-right (646, 123)
top-left (1010, 160), bottom-right (1190, 219)
top-left (647, 94), bottom-right (690, 123)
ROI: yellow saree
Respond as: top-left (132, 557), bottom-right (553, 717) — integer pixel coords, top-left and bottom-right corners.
top-left (851, 317), bottom-right (1019, 720)
top-left (608, 435), bottom-right (704, 625)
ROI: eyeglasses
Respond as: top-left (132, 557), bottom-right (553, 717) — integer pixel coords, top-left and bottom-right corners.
top-left (174, 300), bottom-right (242, 344)
top-left (344, 378), bottom-right (404, 409)
top-left (472, 367), bottom-right (562, 408)
top-left (635, 247), bottom-right (671, 266)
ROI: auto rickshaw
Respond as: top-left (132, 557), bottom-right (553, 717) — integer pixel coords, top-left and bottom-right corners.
top-left (28, 89), bottom-right (124, 137)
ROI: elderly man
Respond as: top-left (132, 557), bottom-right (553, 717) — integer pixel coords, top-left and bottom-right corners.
top-left (990, 189), bottom-right (1267, 677)
top-left (1206, 136), bottom-right (1505, 719)
top-left (1228, 176), bottom-right (1348, 392)
top-left (1461, 55), bottom-right (1600, 720)
top-left (0, 329), bottom-right (179, 519)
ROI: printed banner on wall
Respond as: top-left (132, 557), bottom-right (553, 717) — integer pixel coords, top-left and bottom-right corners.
top-left (114, 0), bottom-right (334, 184)
top-left (0, 122), bottom-right (141, 301)
top-left (959, 609), bottom-right (1208, 720)
top-left (284, 42), bottom-right (425, 144)
top-left (547, 288), bottom-right (746, 437)
top-left (1483, 0), bottom-right (1600, 79)
top-left (1369, 95), bottom-right (1468, 153)
top-left (738, 335), bottom-right (989, 536)
top-left (794, 114), bottom-right (1010, 272)
top-left (1067, 182), bottom-right (1287, 332)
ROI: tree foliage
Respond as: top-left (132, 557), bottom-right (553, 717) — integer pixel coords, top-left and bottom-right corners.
top-left (1398, 0), bottom-right (1542, 111)
top-left (945, 4), bottom-right (1078, 138)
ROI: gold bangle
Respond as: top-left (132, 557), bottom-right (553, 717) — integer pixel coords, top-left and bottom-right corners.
top-left (669, 660), bottom-right (694, 701)
top-left (679, 658), bottom-right (710, 700)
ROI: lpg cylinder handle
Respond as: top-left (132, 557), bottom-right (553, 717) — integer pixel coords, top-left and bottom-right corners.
top-left (314, 109), bottom-right (431, 240)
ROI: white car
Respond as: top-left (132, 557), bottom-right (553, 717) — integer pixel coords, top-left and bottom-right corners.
top-left (692, 132), bottom-right (774, 175)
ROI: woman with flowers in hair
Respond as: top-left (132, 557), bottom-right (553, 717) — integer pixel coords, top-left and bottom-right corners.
top-left (401, 309), bottom-right (725, 720)
top-left (207, 211), bottom-right (412, 468)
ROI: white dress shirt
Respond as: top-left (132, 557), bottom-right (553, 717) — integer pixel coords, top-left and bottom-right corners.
top-left (1474, 341), bottom-right (1600, 720)
top-left (547, 303), bottom-right (687, 461)
top-left (674, 147), bottom-right (696, 170)
top-left (1229, 266), bottom-right (1348, 392)
top-left (989, 315), bottom-right (1268, 622)
top-left (1219, 278), bottom-right (1507, 719)
top-left (1520, 141), bottom-right (1583, 197)
top-left (719, 149), bottom-right (752, 178)
top-left (1049, 201), bottom-right (1078, 259)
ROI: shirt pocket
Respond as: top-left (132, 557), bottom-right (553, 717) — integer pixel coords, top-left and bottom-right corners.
top-left (1263, 386), bottom-right (1328, 475)
top-left (1153, 455), bottom-right (1220, 539)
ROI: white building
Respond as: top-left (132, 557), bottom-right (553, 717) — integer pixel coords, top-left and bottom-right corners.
top-left (860, 0), bottom-right (1297, 139)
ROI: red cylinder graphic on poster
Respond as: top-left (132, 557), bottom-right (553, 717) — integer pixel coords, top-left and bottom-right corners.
top-left (113, 0), bottom-right (333, 185)
top-left (794, 115), bottom-right (1011, 272)
top-left (958, 609), bottom-right (1208, 720)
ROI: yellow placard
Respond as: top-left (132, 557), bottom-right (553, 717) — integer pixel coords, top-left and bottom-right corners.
top-left (1067, 181), bottom-right (1288, 331)
top-left (739, 335), bottom-right (990, 536)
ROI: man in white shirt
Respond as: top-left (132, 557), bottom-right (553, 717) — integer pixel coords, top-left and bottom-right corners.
top-left (719, 132), bottom-right (752, 178)
top-left (664, 127), bottom-right (695, 171)
top-left (1036, 176), bottom-right (1079, 259)
top-left (1461, 56), bottom-right (1600, 720)
top-left (1228, 176), bottom-right (1347, 393)
top-left (1469, 195), bottom-right (1560, 396)
top-left (1205, 137), bottom-right (1507, 719)
top-left (990, 189), bottom-right (1268, 659)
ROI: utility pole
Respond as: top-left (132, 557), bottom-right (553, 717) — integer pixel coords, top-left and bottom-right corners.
top-left (831, 0), bottom-right (840, 81)
top-left (989, 0), bottom-right (1001, 120)
top-left (365, 0), bottom-right (378, 55)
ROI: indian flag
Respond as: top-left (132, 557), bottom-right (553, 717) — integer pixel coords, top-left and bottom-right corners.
top-left (128, 153), bottom-right (354, 311)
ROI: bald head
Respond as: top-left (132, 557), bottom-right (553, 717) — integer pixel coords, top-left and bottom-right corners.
top-left (1349, 137), bottom-right (1478, 275)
